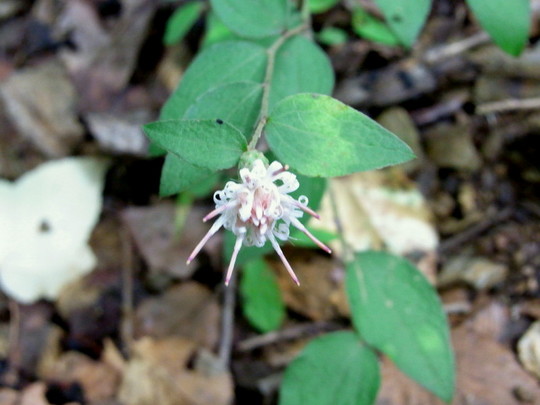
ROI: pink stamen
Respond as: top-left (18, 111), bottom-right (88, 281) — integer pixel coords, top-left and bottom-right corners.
top-left (268, 234), bottom-right (300, 286)
top-left (293, 201), bottom-right (320, 219)
top-left (203, 202), bottom-right (236, 222)
top-left (225, 234), bottom-right (244, 286)
top-left (291, 217), bottom-right (332, 254)
top-left (270, 164), bottom-right (290, 178)
top-left (186, 217), bottom-right (225, 264)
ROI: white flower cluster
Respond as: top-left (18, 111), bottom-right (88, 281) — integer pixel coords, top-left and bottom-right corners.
top-left (187, 160), bottom-right (331, 285)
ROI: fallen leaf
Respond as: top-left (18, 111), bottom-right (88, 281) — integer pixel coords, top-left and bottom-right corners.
top-left (122, 204), bottom-right (212, 280)
top-left (40, 351), bottom-right (121, 403)
top-left (438, 256), bottom-right (508, 290)
top-left (0, 60), bottom-right (83, 157)
top-left (19, 383), bottom-right (50, 405)
top-left (272, 252), bottom-right (348, 321)
top-left (134, 282), bottom-right (220, 349)
top-left (518, 321), bottom-right (540, 380)
top-left (118, 337), bottom-right (233, 405)
top-left (425, 123), bottom-right (482, 171)
top-left (316, 170), bottom-right (438, 280)
top-left (56, 0), bottom-right (158, 111)
top-left (85, 110), bottom-right (150, 156)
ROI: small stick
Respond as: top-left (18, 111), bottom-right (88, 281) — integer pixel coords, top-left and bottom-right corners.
top-left (237, 321), bottom-right (341, 352)
top-left (476, 97), bottom-right (540, 115)
top-left (121, 227), bottom-right (135, 355)
top-left (218, 270), bottom-right (237, 368)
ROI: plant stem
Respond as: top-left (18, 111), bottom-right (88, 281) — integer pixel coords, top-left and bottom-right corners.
top-left (247, 22), bottom-right (309, 151)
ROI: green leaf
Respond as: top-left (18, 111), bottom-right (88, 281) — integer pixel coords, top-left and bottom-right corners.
top-left (266, 93), bottom-right (415, 177)
top-left (316, 27), bottom-right (348, 46)
top-left (164, 1), bottom-right (204, 45)
top-left (160, 41), bottom-right (266, 120)
top-left (159, 154), bottom-right (212, 196)
top-left (270, 35), bottom-right (334, 109)
top-left (144, 119), bottom-right (247, 171)
top-left (210, 0), bottom-right (297, 39)
top-left (185, 82), bottom-right (263, 140)
top-left (279, 331), bottom-right (380, 405)
top-left (201, 11), bottom-right (240, 48)
top-left (352, 7), bottom-right (400, 46)
top-left (290, 174), bottom-right (326, 222)
top-left (375, 0), bottom-right (431, 47)
top-left (466, 0), bottom-right (530, 56)
top-left (308, 0), bottom-right (339, 14)
top-left (240, 258), bottom-right (286, 332)
top-left (346, 251), bottom-right (455, 402)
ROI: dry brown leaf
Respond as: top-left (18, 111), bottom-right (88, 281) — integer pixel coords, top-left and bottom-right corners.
top-left (39, 351), bottom-right (121, 403)
top-left (272, 252), bottom-right (348, 321)
top-left (0, 60), bottom-right (83, 157)
top-left (56, 0), bottom-right (157, 111)
top-left (518, 321), bottom-right (540, 380)
top-left (122, 204), bottom-right (212, 280)
top-left (118, 337), bottom-right (233, 405)
top-left (316, 171), bottom-right (438, 281)
top-left (438, 256), bottom-right (508, 290)
top-left (134, 282), bottom-right (220, 349)
top-left (19, 383), bottom-right (51, 405)
top-left (0, 388), bottom-right (18, 405)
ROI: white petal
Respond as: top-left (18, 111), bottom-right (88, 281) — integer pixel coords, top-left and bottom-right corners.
top-left (0, 243), bottom-right (96, 304)
top-left (15, 157), bottom-right (108, 244)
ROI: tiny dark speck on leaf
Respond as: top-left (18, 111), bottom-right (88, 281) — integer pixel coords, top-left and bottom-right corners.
top-left (392, 14), bottom-right (402, 22)
top-left (310, 94), bottom-right (320, 99)
top-left (216, 119), bottom-right (223, 125)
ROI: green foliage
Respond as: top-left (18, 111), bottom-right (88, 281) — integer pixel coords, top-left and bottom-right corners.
top-left (279, 331), bottom-right (380, 405)
top-left (316, 27), bottom-right (348, 46)
top-left (201, 11), bottom-right (240, 48)
top-left (164, 1), bottom-right (204, 45)
top-left (161, 41), bottom-right (267, 120)
top-left (346, 251), bottom-right (455, 402)
top-left (270, 35), bottom-right (334, 108)
top-left (159, 155), bottom-right (212, 197)
top-left (240, 259), bottom-right (286, 332)
top-left (265, 93), bottom-right (415, 177)
top-left (185, 82), bottom-right (263, 140)
top-left (375, 0), bottom-right (431, 47)
top-left (352, 7), bottom-right (400, 46)
top-left (290, 174), bottom-right (326, 212)
top-left (308, 0), bottom-right (339, 14)
top-left (210, 0), bottom-right (295, 38)
top-left (466, 0), bottom-right (530, 56)
top-left (144, 119), bottom-right (247, 171)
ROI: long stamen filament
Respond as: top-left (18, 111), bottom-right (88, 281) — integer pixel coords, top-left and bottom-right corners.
top-left (186, 217), bottom-right (225, 264)
top-left (225, 234), bottom-right (245, 286)
top-left (290, 217), bottom-right (332, 254)
top-left (269, 233), bottom-right (300, 286)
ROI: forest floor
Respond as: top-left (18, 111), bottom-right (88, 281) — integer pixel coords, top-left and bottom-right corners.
top-left (0, 0), bottom-right (540, 404)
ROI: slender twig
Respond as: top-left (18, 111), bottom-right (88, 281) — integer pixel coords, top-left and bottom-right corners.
top-left (247, 23), bottom-right (309, 151)
top-left (476, 97), bottom-right (540, 115)
top-left (438, 208), bottom-right (513, 255)
top-left (7, 299), bottom-right (20, 367)
top-left (237, 321), bottom-right (341, 351)
top-left (218, 270), bottom-right (237, 367)
top-left (423, 31), bottom-right (490, 64)
top-left (121, 227), bottom-right (135, 355)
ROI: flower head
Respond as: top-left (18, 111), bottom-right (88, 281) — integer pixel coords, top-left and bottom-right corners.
top-left (187, 159), bottom-right (331, 285)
